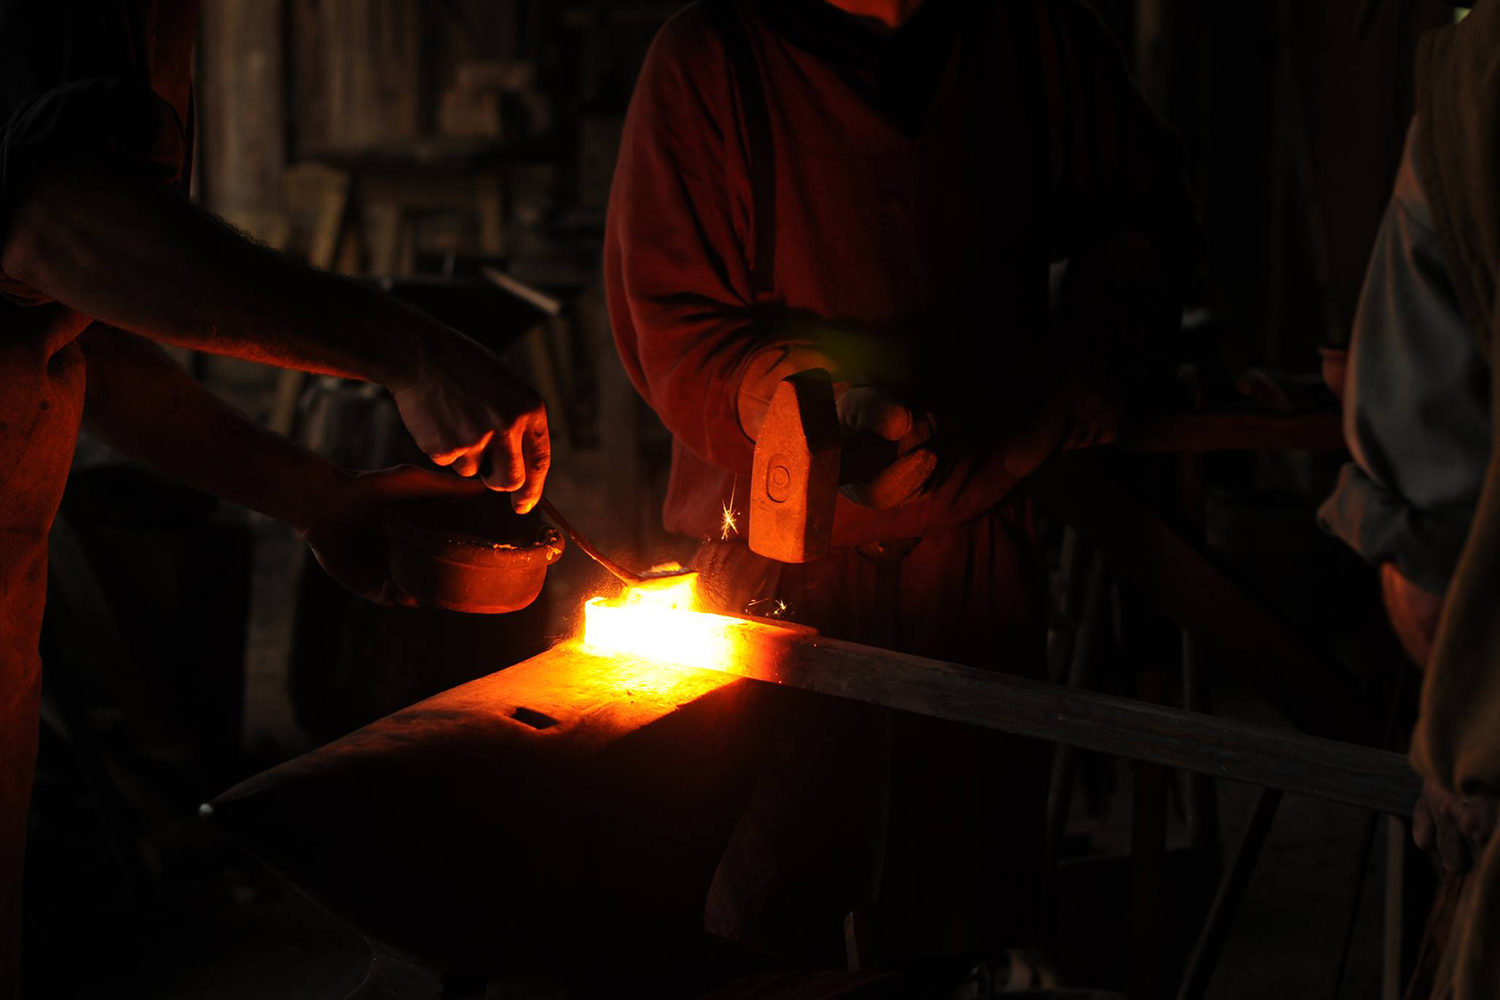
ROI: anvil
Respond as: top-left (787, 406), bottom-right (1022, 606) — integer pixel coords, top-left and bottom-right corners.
top-left (205, 608), bottom-right (1417, 992)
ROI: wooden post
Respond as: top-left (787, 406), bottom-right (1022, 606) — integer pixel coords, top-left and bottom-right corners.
top-left (1383, 815), bottom-right (1407, 1000)
top-left (1135, 0), bottom-right (1173, 114)
top-left (1175, 375), bottom-right (1221, 857)
top-left (198, 0), bottom-right (287, 224)
top-left (1177, 789), bottom-right (1283, 1000)
top-left (1024, 454), bottom-right (1384, 744)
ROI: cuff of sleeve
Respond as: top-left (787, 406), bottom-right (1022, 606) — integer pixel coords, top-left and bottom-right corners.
top-left (1318, 461), bottom-right (1470, 597)
top-left (733, 341), bottom-right (843, 441)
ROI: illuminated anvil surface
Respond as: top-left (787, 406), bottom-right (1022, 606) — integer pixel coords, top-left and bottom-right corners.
top-left (207, 589), bottom-right (1420, 987)
top-left (206, 623), bottom-right (773, 985)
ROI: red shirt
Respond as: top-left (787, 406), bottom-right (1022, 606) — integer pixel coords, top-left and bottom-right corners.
top-left (606, 0), bottom-right (1198, 544)
top-left (0, 0), bottom-right (195, 692)
top-left (0, 7), bottom-right (196, 987)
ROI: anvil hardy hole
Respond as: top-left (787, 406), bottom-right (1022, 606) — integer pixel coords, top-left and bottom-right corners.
top-left (510, 706), bottom-right (560, 730)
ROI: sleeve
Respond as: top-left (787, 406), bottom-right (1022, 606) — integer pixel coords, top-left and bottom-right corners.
top-left (0, 4), bottom-right (188, 296)
top-left (1318, 462), bottom-right (1472, 598)
top-left (1413, 357), bottom-right (1500, 798)
top-left (604, 10), bottom-right (771, 474)
top-left (1024, 0), bottom-right (1203, 339)
top-left (1406, 12), bottom-right (1500, 799)
top-left (1317, 122), bottom-right (1490, 599)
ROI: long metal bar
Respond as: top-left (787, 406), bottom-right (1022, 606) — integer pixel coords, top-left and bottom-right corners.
top-left (674, 625), bottom-right (1421, 818)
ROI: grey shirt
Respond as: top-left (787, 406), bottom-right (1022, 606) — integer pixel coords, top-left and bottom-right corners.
top-left (1319, 120), bottom-right (1492, 597)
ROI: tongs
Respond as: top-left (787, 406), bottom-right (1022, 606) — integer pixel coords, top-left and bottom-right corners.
top-left (538, 498), bottom-right (696, 591)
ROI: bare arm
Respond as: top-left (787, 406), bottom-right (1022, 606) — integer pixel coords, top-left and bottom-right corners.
top-left (78, 324), bottom-right (486, 601)
top-left (5, 165), bottom-right (430, 385)
top-left (78, 323), bottom-right (350, 531)
top-left (1, 165), bottom-right (550, 510)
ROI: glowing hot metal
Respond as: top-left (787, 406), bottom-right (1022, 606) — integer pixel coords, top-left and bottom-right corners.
top-left (581, 575), bottom-right (795, 676)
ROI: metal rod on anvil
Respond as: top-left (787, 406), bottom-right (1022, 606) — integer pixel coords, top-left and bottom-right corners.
top-left (538, 497), bottom-right (693, 590)
top-left (585, 620), bottom-right (1421, 817)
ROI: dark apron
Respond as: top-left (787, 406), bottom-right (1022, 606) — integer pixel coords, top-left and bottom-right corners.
top-left (690, 0), bottom-right (1051, 965)
top-left (0, 303), bottom-right (89, 997)
top-left (698, 507), bottom-right (1048, 963)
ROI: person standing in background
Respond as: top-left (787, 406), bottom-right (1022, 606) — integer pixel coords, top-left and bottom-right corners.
top-left (607, 0), bottom-right (1199, 966)
top-left (1319, 3), bottom-right (1500, 995)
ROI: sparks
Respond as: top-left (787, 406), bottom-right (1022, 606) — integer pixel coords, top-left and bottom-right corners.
top-left (745, 597), bottom-right (790, 618)
top-left (720, 481), bottom-right (739, 540)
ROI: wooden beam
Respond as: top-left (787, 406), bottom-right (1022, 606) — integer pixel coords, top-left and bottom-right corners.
top-left (1024, 455), bottom-right (1384, 744)
top-left (1176, 788), bottom-right (1283, 1000)
top-left (1114, 410), bottom-right (1344, 454)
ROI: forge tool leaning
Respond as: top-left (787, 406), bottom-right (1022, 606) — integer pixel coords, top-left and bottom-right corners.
top-left (536, 497), bottom-right (698, 593)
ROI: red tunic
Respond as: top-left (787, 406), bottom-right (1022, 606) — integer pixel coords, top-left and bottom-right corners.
top-left (606, 0), bottom-right (1197, 548)
top-left (0, 5), bottom-right (196, 992)
top-left (605, 0), bottom-right (1197, 960)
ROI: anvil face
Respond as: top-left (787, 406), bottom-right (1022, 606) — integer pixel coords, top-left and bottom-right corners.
top-left (206, 638), bottom-right (768, 984)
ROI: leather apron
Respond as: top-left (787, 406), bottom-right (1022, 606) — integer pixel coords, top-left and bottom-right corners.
top-left (0, 302), bottom-right (89, 996)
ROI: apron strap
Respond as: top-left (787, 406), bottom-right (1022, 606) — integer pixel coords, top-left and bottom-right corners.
top-left (702, 0), bottom-right (778, 299)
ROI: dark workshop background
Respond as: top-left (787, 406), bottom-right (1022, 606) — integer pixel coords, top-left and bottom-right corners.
top-left (22, 1), bottom-right (1459, 998)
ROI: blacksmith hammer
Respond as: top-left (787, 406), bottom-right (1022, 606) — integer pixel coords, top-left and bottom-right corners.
top-left (749, 369), bottom-right (902, 563)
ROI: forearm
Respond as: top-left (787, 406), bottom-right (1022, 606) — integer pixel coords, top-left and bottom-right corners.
top-left (78, 324), bottom-right (349, 532)
top-left (2, 165), bottom-right (451, 389)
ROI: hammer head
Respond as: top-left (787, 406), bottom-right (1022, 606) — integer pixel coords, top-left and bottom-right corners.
top-left (749, 369), bottom-right (841, 563)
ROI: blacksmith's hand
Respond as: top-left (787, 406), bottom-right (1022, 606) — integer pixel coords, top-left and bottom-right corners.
top-left (1413, 778), bottom-right (1499, 875)
top-left (391, 330), bottom-right (551, 513)
top-left (301, 465), bottom-right (487, 606)
top-left (837, 386), bottom-right (937, 510)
